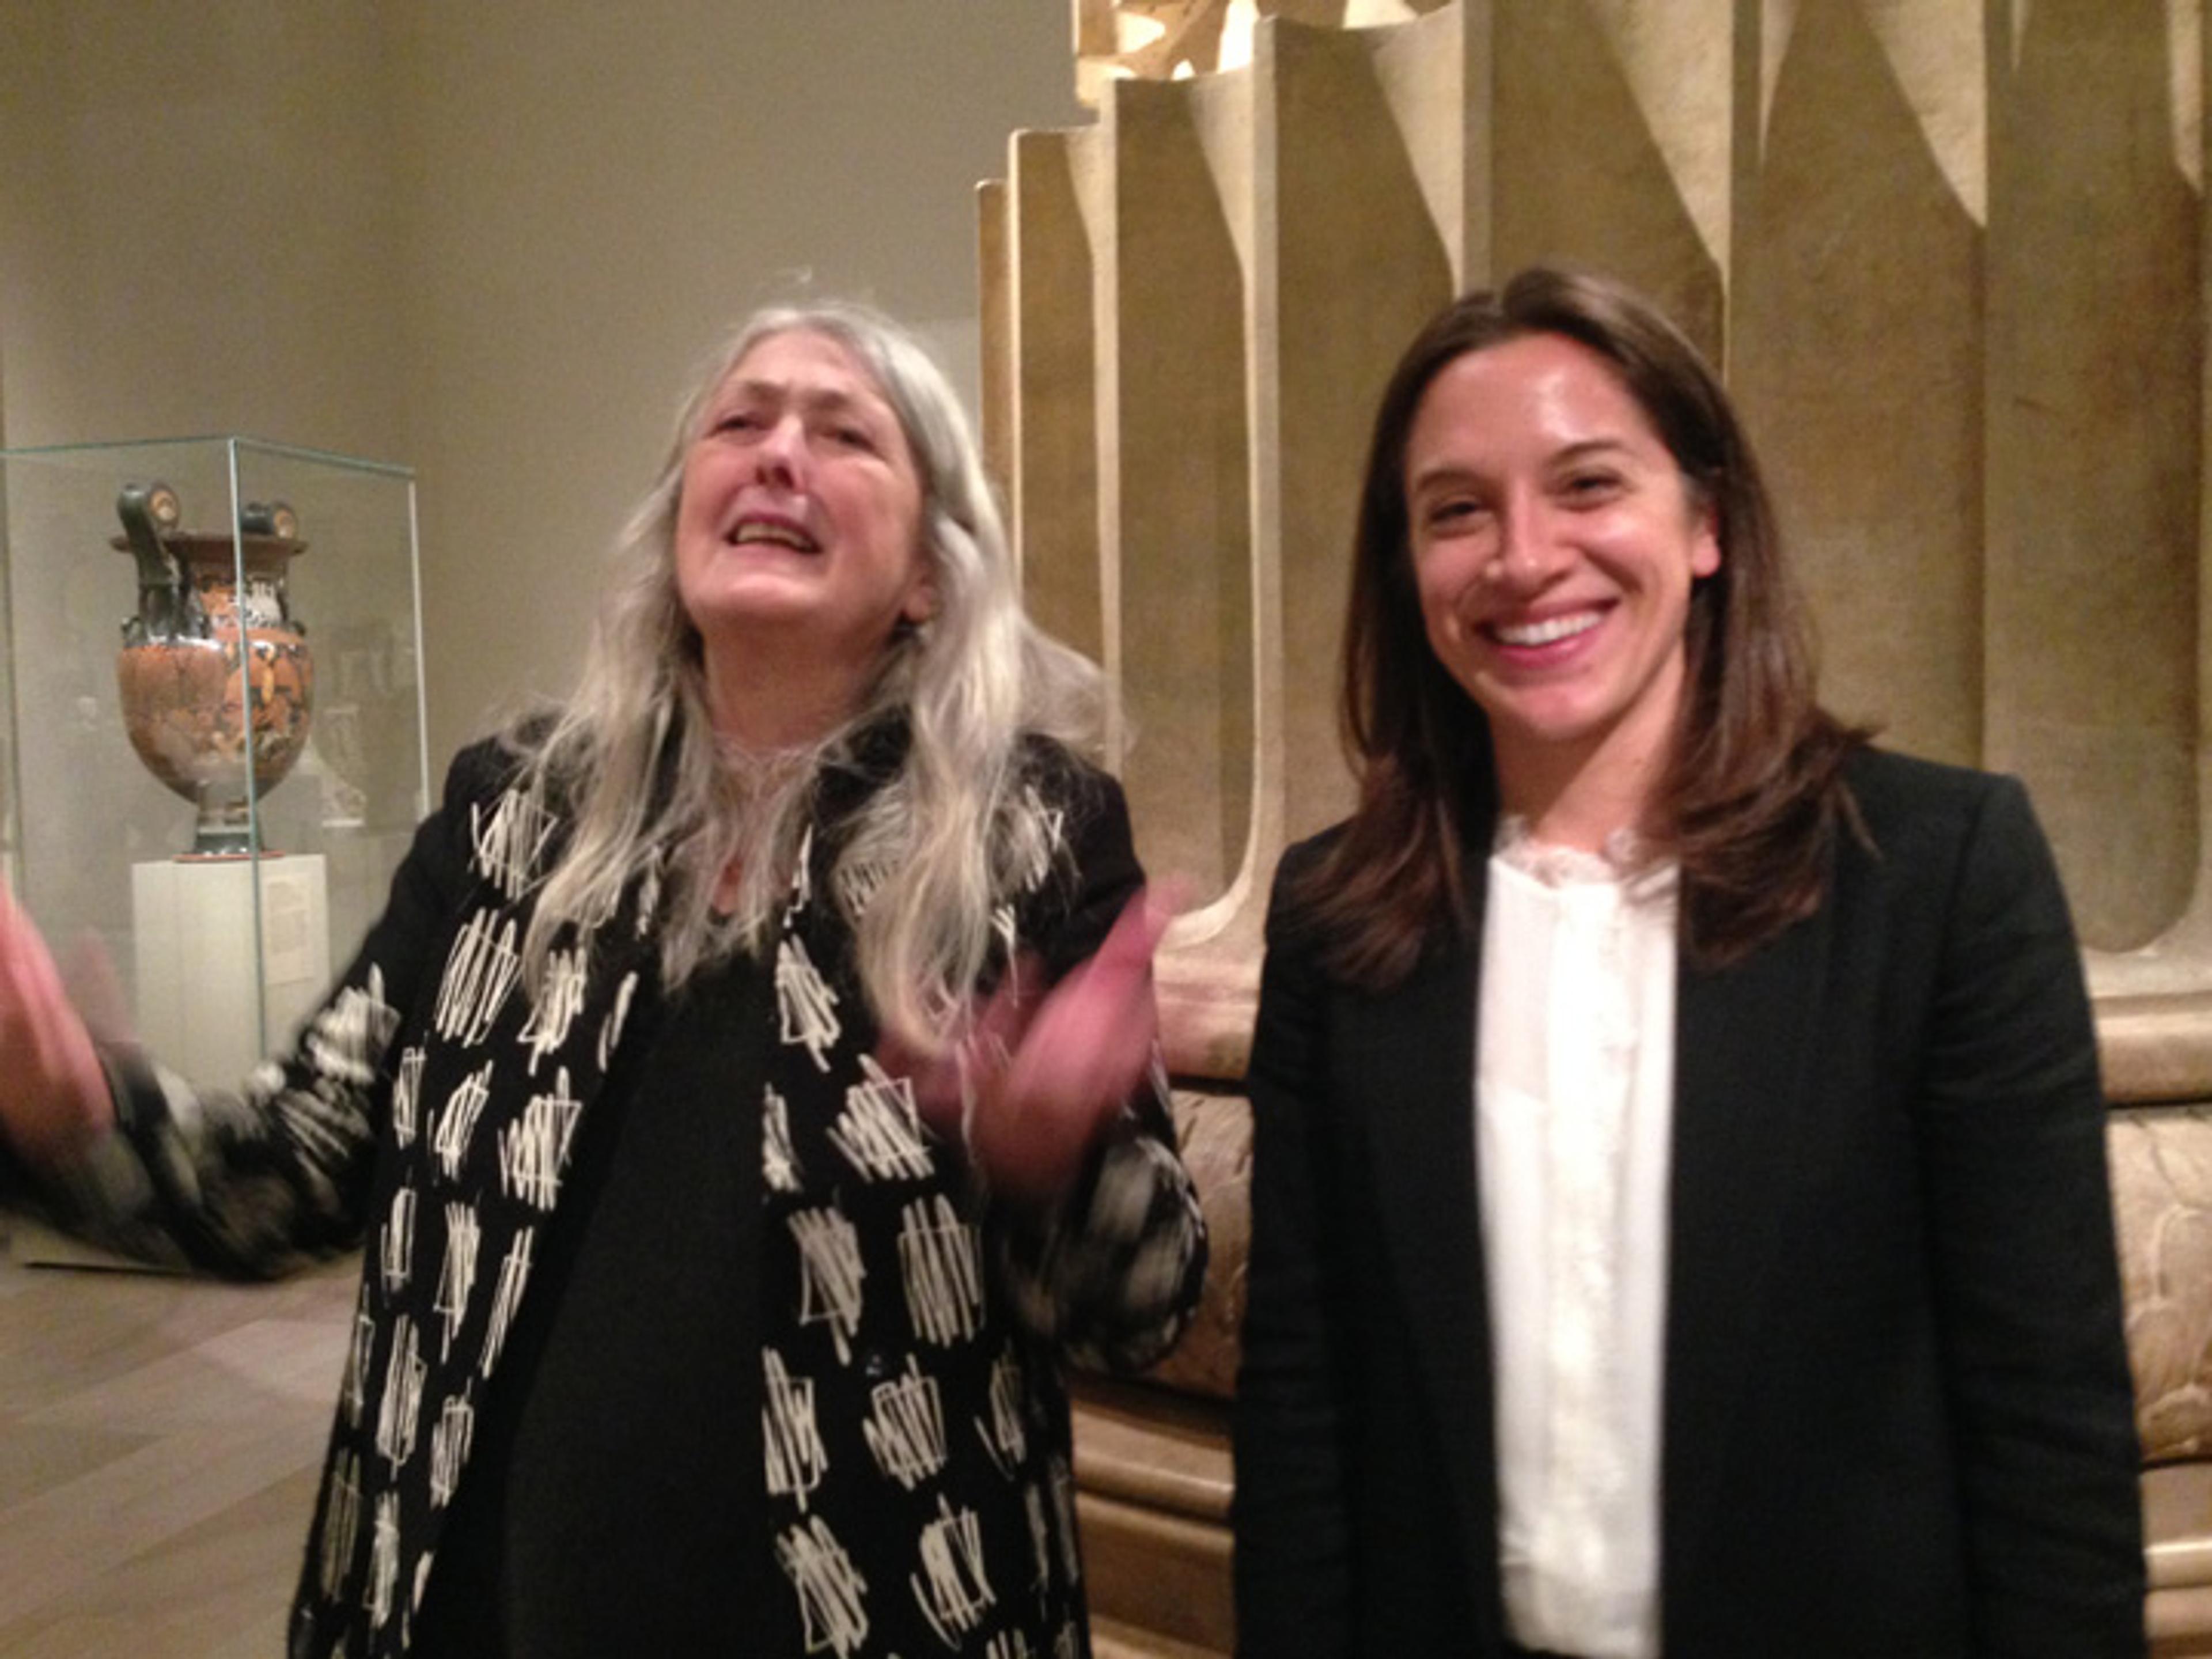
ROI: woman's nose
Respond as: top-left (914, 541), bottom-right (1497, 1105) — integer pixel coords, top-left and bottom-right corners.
top-left (753, 415), bottom-right (808, 486)
top-left (1490, 504), bottom-right (1567, 589)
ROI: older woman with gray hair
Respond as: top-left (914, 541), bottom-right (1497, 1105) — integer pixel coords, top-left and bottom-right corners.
top-left (0, 303), bottom-right (1207, 1658)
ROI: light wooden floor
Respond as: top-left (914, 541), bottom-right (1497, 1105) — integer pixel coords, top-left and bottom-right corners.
top-left (0, 1214), bottom-right (358, 1657)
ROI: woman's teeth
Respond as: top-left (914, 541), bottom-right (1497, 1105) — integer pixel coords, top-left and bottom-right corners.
top-left (1493, 611), bottom-right (1600, 647)
top-left (732, 521), bottom-right (817, 552)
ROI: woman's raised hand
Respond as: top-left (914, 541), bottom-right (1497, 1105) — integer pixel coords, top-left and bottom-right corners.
top-left (897, 885), bottom-right (1175, 1202)
top-left (0, 889), bottom-right (116, 1164)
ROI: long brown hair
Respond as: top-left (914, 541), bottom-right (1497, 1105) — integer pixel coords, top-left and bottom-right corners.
top-left (1297, 266), bottom-right (1865, 990)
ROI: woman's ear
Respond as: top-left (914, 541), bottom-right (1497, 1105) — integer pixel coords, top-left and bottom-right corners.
top-left (1688, 490), bottom-right (1721, 579)
top-left (903, 563), bottom-right (939, 626)
top-left (1692, 517), bottom-right (1721, 579)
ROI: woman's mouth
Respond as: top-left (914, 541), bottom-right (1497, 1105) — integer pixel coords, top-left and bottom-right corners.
top-left (729, 517), bottom-right (819, 553)
top-left (1487, 608), bottom-right (1602, 648)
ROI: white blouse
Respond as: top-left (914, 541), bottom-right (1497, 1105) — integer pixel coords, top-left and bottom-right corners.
top-left (1477, 823), bottom-right (1679, 1659)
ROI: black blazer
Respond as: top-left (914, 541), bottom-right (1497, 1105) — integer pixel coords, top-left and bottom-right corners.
top-left (1233, 748), bottom-right (2144, 1657)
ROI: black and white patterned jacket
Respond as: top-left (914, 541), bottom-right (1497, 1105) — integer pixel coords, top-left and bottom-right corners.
top-left (48, 730), bottom-right (1207, 1657)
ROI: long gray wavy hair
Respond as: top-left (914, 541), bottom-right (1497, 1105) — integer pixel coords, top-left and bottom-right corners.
top-left (509, 301), bottom-right (1103, 1051)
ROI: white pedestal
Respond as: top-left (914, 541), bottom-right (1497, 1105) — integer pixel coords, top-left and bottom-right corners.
top-left (131, 855), bottom-right (332, 1085)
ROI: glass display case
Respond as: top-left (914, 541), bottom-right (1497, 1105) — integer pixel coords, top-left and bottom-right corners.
top-left (0, 437), bottom-right (426, 1086)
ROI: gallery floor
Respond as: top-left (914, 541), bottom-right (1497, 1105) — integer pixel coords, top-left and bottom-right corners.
top-left (0, 1218), bottom-right (354, 1657)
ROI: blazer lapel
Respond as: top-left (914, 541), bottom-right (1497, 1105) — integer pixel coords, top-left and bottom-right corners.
top-left (1660, 892), bottom-right (1832, 1584)
top-left (1349, 923), bottom-right (1503, 1605)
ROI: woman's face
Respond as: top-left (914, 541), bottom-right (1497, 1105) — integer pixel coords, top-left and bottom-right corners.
top-left (674, 328), bottom-right (932, 674)
top-left (1402, 331), bottom-right (1719, 801)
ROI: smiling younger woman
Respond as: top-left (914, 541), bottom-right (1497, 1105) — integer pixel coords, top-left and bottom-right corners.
top-left (1232, 268), bottom-right (2143, 1657)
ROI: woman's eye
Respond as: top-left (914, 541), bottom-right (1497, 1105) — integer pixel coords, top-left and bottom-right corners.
top-left (829, 425), bottom-right (878, 453)
top-left (1561, 471), bottom-right (1622, 501)
top-left (714, 411), bottom-right (763, 435)
top-left (1425, 498), bottom-right (1485, 529)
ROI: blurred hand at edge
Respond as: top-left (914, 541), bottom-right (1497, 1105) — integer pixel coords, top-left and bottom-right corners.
top-left (0, 887), bottom-right (118, 1165)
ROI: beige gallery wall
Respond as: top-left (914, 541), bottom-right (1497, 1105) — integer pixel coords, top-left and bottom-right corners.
top-left (0, 0), bottom-right (1086, 770)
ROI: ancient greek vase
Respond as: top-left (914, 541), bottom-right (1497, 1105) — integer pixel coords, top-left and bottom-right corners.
top-left (112, 483), bottom-right (315, 856)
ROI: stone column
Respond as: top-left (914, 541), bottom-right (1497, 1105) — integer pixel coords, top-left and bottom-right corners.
top-left (990, 0), bottom-right (2212, 1098)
